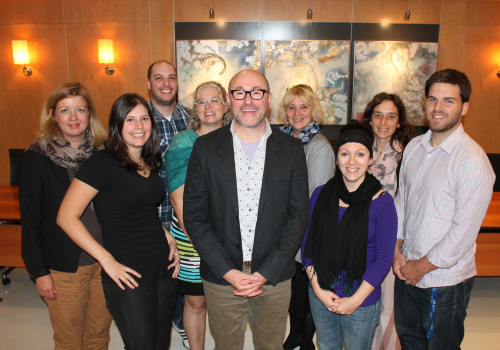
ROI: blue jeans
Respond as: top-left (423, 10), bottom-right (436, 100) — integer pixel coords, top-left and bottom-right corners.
top-left (102, 267), bottom-right (177, 350)
top-left (394, 276), bottom-right (474, 350)
top-left (309, 287), bottom-right (381, 350)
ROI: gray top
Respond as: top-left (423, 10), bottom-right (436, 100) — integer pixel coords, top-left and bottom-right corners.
top-left (304, 133), bottom-right (336, 196)
top-left (296, 132), bottom-right (336, 262)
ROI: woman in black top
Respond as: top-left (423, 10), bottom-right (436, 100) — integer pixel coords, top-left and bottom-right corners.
top-left (19, 82), bottom-right (111, 349)
top-left (58, 93), bottom-right (180, 349)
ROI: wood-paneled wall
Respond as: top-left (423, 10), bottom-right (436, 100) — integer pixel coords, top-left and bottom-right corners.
top-left (1, 0), bottom-right (499, 184)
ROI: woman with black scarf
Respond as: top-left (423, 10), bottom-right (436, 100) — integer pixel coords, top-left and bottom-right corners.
top-left (302, 120), bottom-right (397, 350)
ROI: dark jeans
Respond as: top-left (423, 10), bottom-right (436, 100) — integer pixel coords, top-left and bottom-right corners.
top-left (173, 293), bottom-right (185, 329)
top-left (102, 267), bottom-right (177, 350)
top-left (394, 276), bottom-right (474, 350)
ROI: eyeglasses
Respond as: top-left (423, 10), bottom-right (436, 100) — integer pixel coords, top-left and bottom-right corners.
top-left (286, 84), bottom-right (313, 92)
top-left (230, 89), bottom-right (268, 100)
top-left (195, 98), bottom-right (223, 107)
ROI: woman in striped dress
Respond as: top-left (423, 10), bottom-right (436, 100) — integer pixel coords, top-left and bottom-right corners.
top-left (165, 81), bottom-right (232, 350)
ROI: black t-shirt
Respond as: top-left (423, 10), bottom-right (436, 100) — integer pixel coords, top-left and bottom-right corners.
top-left (76, 150), bottom-right (168, 277)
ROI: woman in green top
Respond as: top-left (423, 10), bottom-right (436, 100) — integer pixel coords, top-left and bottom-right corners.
top-left (165, 81), bottom-right (232, 350)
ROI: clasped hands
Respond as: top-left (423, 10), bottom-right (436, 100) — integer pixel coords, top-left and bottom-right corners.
top-left (314, 286), bottom-right (361, 315)
top-left (224, 269), bottom-right (267, 298)
top-left (393, 252), bottom-right (436, 286)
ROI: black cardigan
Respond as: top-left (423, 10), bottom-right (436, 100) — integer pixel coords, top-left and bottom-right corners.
top-left (19, 150), bottom-right (84, 279)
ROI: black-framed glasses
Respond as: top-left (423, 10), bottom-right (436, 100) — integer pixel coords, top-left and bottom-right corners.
top-left (195, 98), bottom-right (223, 107)
top-left (230, 89), bottom-right (268, 100)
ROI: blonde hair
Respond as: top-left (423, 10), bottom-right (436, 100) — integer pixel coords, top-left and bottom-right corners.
top-left (278, 84), bottom-right (323, 125)
top-left (188, 81), bottom-right (232, 130)
top-left (39, 82), bottom-right (107, 146)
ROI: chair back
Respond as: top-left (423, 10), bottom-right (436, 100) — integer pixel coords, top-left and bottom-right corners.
top-left (8, 149), bottom-right (25, 186)
top-left (487, 153), bottom-right (500, 192)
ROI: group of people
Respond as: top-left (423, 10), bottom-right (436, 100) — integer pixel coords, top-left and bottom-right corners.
top-left (19, 61), bottom-right (494, 350)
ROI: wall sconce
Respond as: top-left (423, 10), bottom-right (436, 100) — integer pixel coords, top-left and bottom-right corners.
top-left (12, 40), bottom-right (32, 76)
top-left (98, 39), bottom-right (115, 75)
top-left (307, 1), bottom-right (313, 19)
top-left (404, 0), bottom-right (411, 20)
top-left (209, 1), bottom-right (214, 19)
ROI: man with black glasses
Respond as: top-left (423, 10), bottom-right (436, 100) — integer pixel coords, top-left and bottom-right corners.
top-left (184, 69), bottom-right (310, 349)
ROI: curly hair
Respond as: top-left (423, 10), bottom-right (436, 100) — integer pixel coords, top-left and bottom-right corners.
top-left (361, 92), bottom-right (415, 152)
top-left (188, 81), bottom-right (232, 130)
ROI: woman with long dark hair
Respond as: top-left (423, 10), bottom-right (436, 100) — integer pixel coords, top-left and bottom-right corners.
top-left (361, 92), bottom-right (414, 350)
top-left (57, 93), bottom-right (180, 349)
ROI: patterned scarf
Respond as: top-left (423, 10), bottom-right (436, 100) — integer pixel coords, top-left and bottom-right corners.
top-left (279, 120), bottom-right (321, 145)
top-left (27, 131), bottom-right (100, 171)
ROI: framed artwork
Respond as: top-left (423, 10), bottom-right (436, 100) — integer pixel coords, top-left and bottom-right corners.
top-left (265, 40), bottom-right (350, 125)
top-left (352, 41), bottom-right (439, 125)
top-left (176, 40), bottom-right (261, 108)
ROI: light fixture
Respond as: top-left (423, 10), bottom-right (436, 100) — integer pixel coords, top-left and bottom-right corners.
top-left (98, 39), bottom-right (115, 75)
top-left (404, 0), bottom-right (411, 20)
top-left (12, 40), bottom-right (32, 76)
top-left (209, 1), bottom-right (214, 19)
top-left (307, 1), bottom-right (313, 19)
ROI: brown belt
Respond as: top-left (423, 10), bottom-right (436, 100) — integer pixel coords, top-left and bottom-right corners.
top-left (243, 261), bottom-right (252, 268)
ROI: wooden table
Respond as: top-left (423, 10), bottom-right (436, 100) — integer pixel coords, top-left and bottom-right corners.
top-left (0, 185), bottom-right (20, 221)
top-left (476, 192), bottom-right (500, 276)
top-left (0, 185), bottom-right (24, 283)
top-left (480, 192), bottom-right (500, 231)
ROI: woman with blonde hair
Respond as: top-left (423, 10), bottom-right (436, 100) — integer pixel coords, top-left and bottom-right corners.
top-left (165, 81), bottom-right (231, 350)
top-left (20, 82), bottom-right (111, 349)
top-left (279, 84), bottom-right (335, 350)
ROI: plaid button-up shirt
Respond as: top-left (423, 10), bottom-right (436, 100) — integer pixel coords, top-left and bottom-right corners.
top-left (149, 100), bottom-right (190, 229)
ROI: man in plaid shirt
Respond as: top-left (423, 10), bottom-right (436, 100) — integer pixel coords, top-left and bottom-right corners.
top-left (147, 60), bottom-right (190, 231)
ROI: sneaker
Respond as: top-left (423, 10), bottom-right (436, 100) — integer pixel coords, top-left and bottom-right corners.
top-left (173, 323), bottom-right (190, 349)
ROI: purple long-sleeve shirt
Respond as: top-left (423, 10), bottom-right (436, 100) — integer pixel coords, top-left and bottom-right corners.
top-left (301, 186), bottom-right (398, 307)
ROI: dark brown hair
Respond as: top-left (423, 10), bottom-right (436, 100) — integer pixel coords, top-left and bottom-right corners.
top-left (424, 68), bottom-right (472, 103)
top-left (361, 92), bottom-right (415, 152)
top-left (107, 93), bottom-right (162, 172)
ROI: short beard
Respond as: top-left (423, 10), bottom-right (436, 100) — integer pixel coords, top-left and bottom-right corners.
top-left (151, 92), bottom-right (175, 108)
top-left (233, 112), bottom-right (267, 129)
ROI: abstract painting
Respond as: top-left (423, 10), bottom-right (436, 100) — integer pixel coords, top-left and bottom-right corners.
top-left (352, 41), bottom-right (439, 125)
top-left (265, 40), bottom-right (350, 125)
top-left (176, 40), bottom-right (261, 108)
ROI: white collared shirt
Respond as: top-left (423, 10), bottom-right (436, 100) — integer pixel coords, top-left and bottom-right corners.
top-left (230, 120), bottom-right (273, 261)
top-left (395, 124), bottom-right (495, 288)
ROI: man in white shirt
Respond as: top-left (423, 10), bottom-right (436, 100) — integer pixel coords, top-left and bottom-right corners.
top-left (184, 69), bottom-right (310, 350)
top-left (393, 69), bottom-right (495, 350)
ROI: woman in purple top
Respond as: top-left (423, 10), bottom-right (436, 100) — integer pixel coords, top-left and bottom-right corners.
top-left (302, 120), bottom-right (397, 350)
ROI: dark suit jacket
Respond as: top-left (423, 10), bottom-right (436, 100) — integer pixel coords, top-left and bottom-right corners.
top-left (19, 151), bottom-right (83, 278)
top-left (183, 124), bottom-right (310, 286)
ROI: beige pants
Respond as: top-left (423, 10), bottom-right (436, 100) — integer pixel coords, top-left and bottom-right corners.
top-left (45, 263), bottom-right (112, 350)
top-left (203, 273), bottom-right (291, 350)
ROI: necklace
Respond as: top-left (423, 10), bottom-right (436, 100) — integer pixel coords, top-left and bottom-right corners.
top-left (138, 159), bottom-right (147, 176)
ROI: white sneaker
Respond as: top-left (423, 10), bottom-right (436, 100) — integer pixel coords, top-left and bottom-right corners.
top-left (173, 323), bottom-right (190, 349)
